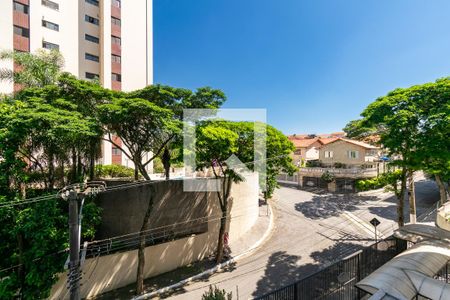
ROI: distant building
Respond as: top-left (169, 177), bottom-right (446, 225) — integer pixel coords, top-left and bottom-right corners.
top-left (318, 138), bottom-right (380, 168)
top-left (284, 134), bottom-right (384, 192)
top-left (0, 0), bottom-right (153, 171)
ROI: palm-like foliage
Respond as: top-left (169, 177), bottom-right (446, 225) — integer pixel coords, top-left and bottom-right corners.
top-left (0, 49), bottom-right (64, 88)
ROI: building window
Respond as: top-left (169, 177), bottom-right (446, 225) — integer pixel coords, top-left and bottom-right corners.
top-left (13, 25), bottom-right (29, 38)
top-left (42, 0), bottom-right (59, 11)
top-left (111, 17), bottom-right (121, 26)
top-left (112, 0), bottom-right (121, 8)
top-left (324, 151), bottom-right (333, 158)
top-left (85, 0), bottom-right (99, 7)
top-left (112, 147), bottom-right (121, 155)
top-left (111, 35), bottom-right (121, 45)
top-left (85, 15), bottom-right (99, 25)
top-left (42, 41), bottom-right (59, 50)
top-left (14, 1), bottom-right (29, 14)
top-left (348, 150), bottom-right (359, 159)
top-left (85, 53), bottom-right (99, 62)
top-left (111, 73), bottom-right (121, 82)
top-left (42, 20), bottom-right (59, 31)
top-left (85, 72), bottom-right (99, 80)
top-left (85, 34), bottom-right (99, 44)
top-left (112, 54), bottom-right (121, 63)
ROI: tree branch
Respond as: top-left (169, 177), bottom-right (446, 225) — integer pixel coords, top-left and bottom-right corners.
top-left (102, 132), bottom-right (133, 161)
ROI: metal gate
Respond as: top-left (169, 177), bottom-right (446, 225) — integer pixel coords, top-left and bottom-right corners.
top-left (303, 176), bottom-right (328, 189)
top-left (335, 178), bottom-right (356, 193)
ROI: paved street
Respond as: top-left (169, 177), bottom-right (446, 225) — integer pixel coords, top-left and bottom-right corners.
top-left (167, 176), bottom-right (439, 299)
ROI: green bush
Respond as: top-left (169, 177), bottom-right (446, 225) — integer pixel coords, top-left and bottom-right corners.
top-left (306, 160), bottom-right (321, 167)
top-left (333, 162), bottom-right (346, 168)
top-left (152, 157), bottom-right (165, 173)
top-left (356, 171), bottom-right (398, 191)
top-left (95, 164), bottom-right (135, 178)
top-left (201, 285), bottom-right (232, 300)
top-left (321, 170), bottom-right (335, 183)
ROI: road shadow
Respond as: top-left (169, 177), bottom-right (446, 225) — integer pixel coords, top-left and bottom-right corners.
top-left (251, 242), bottom-right (365, 298)
top-left (295, 194), bottom-right (378, 219)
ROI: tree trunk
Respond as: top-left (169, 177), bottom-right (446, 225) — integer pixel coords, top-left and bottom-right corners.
top-left (134, 165), bottom-right (139, 181)
top-left (215, 178), bottom-right (232, 263)
top-left (17, 232), bottom-right (25, 296)
top-left (137, 161), bottom-right (151, 181)
top-left (162, 147), bottom-right (170, 180)
top-left (77, 154), bottom-right (83, 181)
top-left (135, 186), bottom-right (155, 295)
top-left (215, 210), bottom-right (227, 263)
top-left (48, 152), bottom-right (55, 191)
top-left (89, 151), bottom-right (95, 181)
top-left (396, 168), bottom-right (407, 228)
top-left (408, 171), bottom-right (416, 224)
top-left (435, 174), bottom-right (448, 205)
top-left (71, 148), bottom-right (77, 184)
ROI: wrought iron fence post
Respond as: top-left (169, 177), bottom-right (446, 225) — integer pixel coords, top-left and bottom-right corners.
top-left (294, 282), bottom-right (298, 300)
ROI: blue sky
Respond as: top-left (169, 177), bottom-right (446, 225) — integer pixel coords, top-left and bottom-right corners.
top-left (154, 0), bottom-right (450, 134)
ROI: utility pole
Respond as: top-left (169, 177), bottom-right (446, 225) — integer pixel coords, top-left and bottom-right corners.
top-left (68, 190), bottom-right (80, 300)
top-left (58, 181), bottom-right (105, 300)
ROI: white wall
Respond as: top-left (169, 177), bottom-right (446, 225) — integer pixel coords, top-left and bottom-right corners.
top-left (121, 0), bottom-right (153, 90)
top-left (50, 174), bottom-right (259, 299)
top-left (100, 0), bottom-right (112, 88)
top-left (0, 0), bottom-right (14, 94)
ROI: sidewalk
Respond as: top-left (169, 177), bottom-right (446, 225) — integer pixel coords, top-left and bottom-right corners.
top-left (94, 202), bottom-right (274, 300)
top-left (229, 202), bottom-right (272, 255)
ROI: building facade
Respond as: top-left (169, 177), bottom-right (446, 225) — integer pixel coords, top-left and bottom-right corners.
top-left (0, 0), bottom-right (153, 169)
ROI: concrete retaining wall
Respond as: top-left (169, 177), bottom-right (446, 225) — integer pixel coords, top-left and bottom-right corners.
top-left (50, 173), bottom-right (259, 299)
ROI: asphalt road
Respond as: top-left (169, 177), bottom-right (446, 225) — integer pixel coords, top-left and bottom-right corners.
top-left (167, 177), bottom-right (439, 299)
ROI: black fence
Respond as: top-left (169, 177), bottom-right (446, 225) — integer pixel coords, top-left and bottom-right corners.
top-left (255, 238), bottom-right (407, 300)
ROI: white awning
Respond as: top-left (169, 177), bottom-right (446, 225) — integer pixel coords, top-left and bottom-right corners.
top-left (357, 241), bottom-right (450, 300)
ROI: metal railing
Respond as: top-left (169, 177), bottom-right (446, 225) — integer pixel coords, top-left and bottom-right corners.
top-left (255, 238), bottom-right (407, 300)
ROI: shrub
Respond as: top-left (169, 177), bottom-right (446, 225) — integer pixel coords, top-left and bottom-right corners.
top-left (333, 162), bottom-right (345, 168)
top-left (356, 171), bottom-right (399, 191)
top-left (306, 160), bottom-right (321, 167)
top-left (95, 164), bottom-right (135, 178)
top-left (321, 170), bottom-right (335, 183)
top-left (201, 285), bottom-right (232, 300)
top-left (152, 157), bottom-right (164, 173)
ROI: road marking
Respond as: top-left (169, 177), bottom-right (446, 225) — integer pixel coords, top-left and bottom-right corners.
top-left (342, 211), bottom-right (386, 240)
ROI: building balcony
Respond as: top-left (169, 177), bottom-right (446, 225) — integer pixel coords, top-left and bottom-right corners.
top-left (298, 166), bottom-right (379, 178)
top-left (13, 11), bottom-right (29, 28)
top-left (13, 35), bottom-right (29, 52)
top-left (111, 5), bottom-right (121, 19)
top-left (111, 80), bottom-right (121, 91)
top-left (111, 61), bottom-right (121, 74)
top-left (111, 24), bottom-right (121, 37)
top-left (111, 43), bottom-right (121, 56)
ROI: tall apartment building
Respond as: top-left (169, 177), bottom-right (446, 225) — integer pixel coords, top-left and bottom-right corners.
top-left (0, 0), bottom-right (153, 170)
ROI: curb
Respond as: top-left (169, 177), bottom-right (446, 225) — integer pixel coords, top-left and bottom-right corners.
top-left (132, 201), bottom-right (275, 300)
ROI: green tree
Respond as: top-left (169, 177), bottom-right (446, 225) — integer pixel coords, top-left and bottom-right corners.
top-left (195, 121), bottom-right (296, 263)
top-left (346, 78), bottom-right (450, 226)
top-left (0, 50), bottom-right (64, 89)
top-left (263, 126), bottom-right (297, 200)
top-left (98, 97), bottom-right (180, 180)
top-left (128, 84), bottom-right (226, 179)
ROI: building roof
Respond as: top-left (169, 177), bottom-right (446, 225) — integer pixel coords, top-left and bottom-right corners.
top-left (319, 137), bottom-right (339, 145)
top-left (322, 137), bottom-right (379, 149)
top-left (290, 137), bottom-right (323, 148)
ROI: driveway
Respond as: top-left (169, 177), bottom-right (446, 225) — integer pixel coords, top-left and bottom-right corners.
top-left (167, 177), bottom-right (439, 299)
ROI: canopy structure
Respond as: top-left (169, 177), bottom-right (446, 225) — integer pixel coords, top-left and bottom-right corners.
top-left (356, 241), bottom-right (450, 299)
